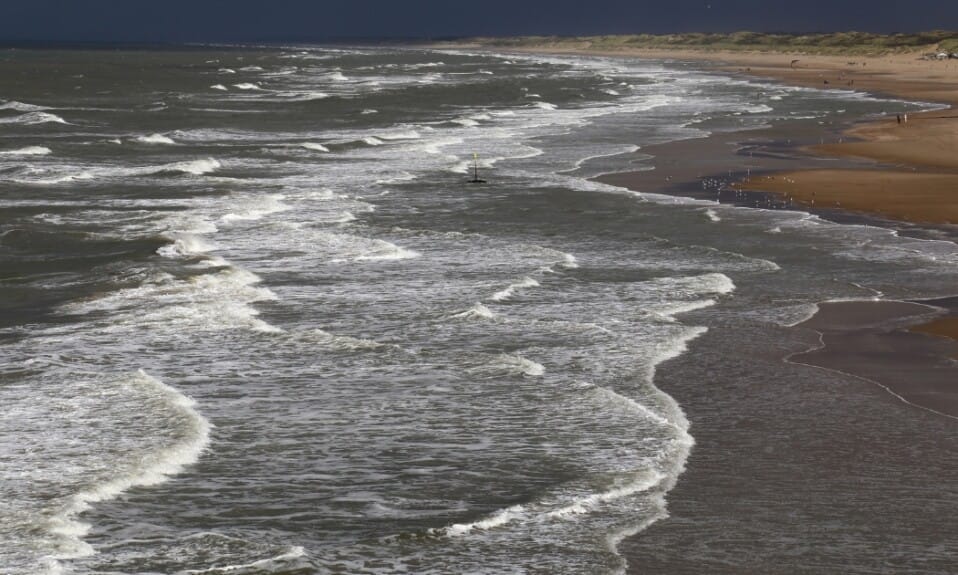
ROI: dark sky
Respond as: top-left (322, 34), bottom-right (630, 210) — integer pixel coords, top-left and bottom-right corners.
top-left (1, 0), bottom-right (955, 43)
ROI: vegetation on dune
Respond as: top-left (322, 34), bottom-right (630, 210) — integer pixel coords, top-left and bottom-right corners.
top-left (466, 31), bottom-right (958, 56)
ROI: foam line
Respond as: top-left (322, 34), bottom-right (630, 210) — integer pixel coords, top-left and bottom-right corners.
top-left (45, 371), bottom-right (211, 567)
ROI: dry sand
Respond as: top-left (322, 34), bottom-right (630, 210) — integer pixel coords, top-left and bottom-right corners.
top-left (582, 45), bottom-right (958, 343)
top-left (446, 41), bottom-right (958, 401)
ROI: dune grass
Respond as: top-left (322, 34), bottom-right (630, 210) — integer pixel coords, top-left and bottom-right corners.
top-left (464, 31), bottom-right (958, 56)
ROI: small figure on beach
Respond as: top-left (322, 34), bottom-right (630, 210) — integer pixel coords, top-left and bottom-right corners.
top-left (897, 114), bottom-right (902, 124)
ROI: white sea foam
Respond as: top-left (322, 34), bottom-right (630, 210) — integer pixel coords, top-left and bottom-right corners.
top-left (210, 84), bottom-right (228, 91)
top-left (183, 546), bottom-right (307, 575)
top-left (141, 269), bottom-right (279, 333)
top-left (239, 65), bottom-right (264, 72)
top-left (220, 193), bottom-right (290, 223)
top-left (282, 91), bottom-right (330, 101)
top-left (324, 71), bottom-right (349, 82)
top-left (299, 329), bottom-right (391, 352)
top-left (299, 142), bottom-right (329, 152)
top-left (441, 504), bottom-right (526, 537)
top-left (218, 68), bottom-right (236, 74)
top-left (491, 277), bottom-right (540, 301)
top-left (331, 211), bottom-right (356, 223)
top-left (14, 171), bottom-right (95, 185)
top-left (779, 303), bottom-right (821, 327)
top-left (0, 111), bottom-right (69, 125)
top-left (156, 234), bottom-right (215, 258)
top-left (362, 136), bottom-right (384, 146)
top-left (534, 101), bottom-right (558, 110)
top-left (377, 130), bottom-right (421, 140)
top-left (662, 272), bottom-right (736, 296)
top-left (704, 208), bottom-right (721, 222)
top-left (492, 353), bottom-right (545, 377)
top-left (560, 253), bottom-right (579, 269)
top-left (546, 471), bottom-right (666, 519)
top-left (0, 145), bottom-right (52, 155)
top-left (452, 302), bottom-right (497, 320)
top-left (45, 370), bottom-right (211, 566)
top-left (353, 241), bottom-right (419, 262)
top-left (160, 158), bottom-right (221, 175)
top-left (361, 109), bottom-right (378, 114)
top-left (261, 67), bottom-right (298, 77)
top-left (232, 83), bottom-right (263, 91)
top-left (135, 133), bottom-right (176, 145)
top-left (0, 100), bottom-right (49, 111)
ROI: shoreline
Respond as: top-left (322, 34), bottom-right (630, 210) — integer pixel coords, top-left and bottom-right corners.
top-left (787, 299), bottom-right (958, 419)
top-left (433, 41), bottom-right (958, 570)
top-left (445, 43), bottom-right (958, 331)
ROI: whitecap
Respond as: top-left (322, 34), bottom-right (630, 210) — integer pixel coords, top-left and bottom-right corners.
top-left (65, 267), bottom-right (282, 334)
top-left (220, 193), bottom-right (289, 223)
top-left (46, 370), bottom-right (211, 565)
top-left (377, 130), bottom-right (421, 140)
top-left (183, 546), bottom-right (307, 575)
top-left (210, 84), bottom-right (228, 91)
top-left (283, 91), bottom-right (329, 101)
top-left (440, 504), bottom-right (525, 537)
top-left (353, 241), bottom-right (419, 262)
top-left (0, 145), bottom-right (52, 155)
top-left (159, 158), bottom-right (221, 176)
top-left (704, 208), bottom-right (721, 222)
top-left (298, 329), bottom-right (391, 352)
top-left (745, 104), bottom-right (774, 113)
top-left (156, 235), bottom-right (215, 258)
top-left (546, 471), bottom-right (666, 519)
top-left (492, 353), bottom-right (545, 377)
top-left (491, 277), bottom-right (540, 301)
top-left (0, 100), bottom-right (49, 111)
top-left (452, 303), bottom-right (497, 320)
top-left (362, 136), bottom-right (384, 146)
top-left (299, 142), bottom-right (329, 152)
top-left (15, 171), bottom-right (94, 185)
top-left (232, 83), bottom-right (263, 91)
top-left (134, 133), bottom-right (176, 145)
top-left (0, 111), bottom-right (69, 125)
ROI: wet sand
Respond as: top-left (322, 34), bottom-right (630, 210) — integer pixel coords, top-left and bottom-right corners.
top-left (791, 300), bottom-right (958, 419)
top-left (436, 41), bottom-right (958, 572)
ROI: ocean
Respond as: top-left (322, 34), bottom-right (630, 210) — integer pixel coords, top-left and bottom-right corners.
top-left (1, 46), bottom-right (956, 574)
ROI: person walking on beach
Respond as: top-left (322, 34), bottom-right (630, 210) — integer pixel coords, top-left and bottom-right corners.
top-left (897, 114), bottom-right (901, 124)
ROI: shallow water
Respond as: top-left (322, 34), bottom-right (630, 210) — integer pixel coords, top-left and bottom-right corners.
top-left (1, 46), bottom-right (955, 574)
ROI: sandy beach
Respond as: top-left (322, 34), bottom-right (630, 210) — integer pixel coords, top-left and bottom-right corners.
top-left (426, 28), bottom-right (958, 572)
top-left (475, 42), bottom-right (958, 338)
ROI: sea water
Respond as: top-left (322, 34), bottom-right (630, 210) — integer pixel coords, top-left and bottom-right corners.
top-left (1, 46), bottom-right (956, 574)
